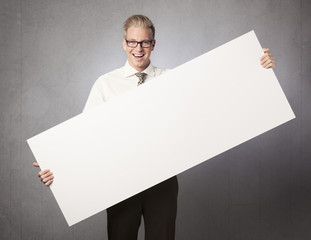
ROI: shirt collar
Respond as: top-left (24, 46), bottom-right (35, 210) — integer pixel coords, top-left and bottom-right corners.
top-left (123, 61), bottom-right (156, 78)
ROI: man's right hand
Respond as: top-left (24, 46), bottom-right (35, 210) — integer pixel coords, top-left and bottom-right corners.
top-left (33, 162), bottom-right (54, 186)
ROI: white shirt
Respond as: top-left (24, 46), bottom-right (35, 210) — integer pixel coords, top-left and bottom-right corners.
top-left (83, 61), bottom-right (168, 112)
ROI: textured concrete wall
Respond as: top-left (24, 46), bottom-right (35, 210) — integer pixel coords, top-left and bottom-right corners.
top-left (0, 0), bottom-right (310, 239)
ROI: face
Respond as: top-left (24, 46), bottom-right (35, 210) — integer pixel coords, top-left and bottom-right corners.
top-left (123, 27), bottom-right (155, 72)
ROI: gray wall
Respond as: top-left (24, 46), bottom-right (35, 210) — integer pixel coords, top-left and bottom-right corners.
top-left (1, 0), bottom-right (310, 239)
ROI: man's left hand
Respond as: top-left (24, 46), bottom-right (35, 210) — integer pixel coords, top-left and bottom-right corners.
top-left (260, 48), bottom-right (275, 69)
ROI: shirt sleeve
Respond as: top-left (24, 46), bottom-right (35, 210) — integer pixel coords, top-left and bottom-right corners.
top-left (83, 79), bottom-right (106, 112)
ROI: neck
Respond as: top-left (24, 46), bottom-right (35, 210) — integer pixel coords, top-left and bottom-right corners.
top-left (129, 61), bottom-right (150, 72)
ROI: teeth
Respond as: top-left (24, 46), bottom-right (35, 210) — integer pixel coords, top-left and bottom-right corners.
top-left (133, 54), bottom-right (144, 57)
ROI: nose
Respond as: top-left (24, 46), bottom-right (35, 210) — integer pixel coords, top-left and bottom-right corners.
top-left (136, 42), bottom-right (143, 50)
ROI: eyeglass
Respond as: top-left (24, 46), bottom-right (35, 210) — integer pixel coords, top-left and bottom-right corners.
top-left (125, 40), bottom-right (153, 48)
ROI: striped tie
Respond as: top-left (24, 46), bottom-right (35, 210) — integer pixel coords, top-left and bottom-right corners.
top-left (135, 72), bottom-right (147, 86)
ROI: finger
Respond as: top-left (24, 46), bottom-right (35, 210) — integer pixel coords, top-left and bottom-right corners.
top-left (260, 54), bottom-right (269, 63)
top-left (263, 62), bottom-right (272, 69)
top-left (260, 52), bottom-right (272, 61)
top-left (33, 162), bottom-right (39, 167)
top-left (262, 48), bottom-right (270, 53)
top-left (263, 59), bottom-right (274, 69)
top-left (260, 53), bottom-right (269, 61)
top-left (38, 169), bottom-right (50, 177)
top-left (42, 174), bottom-right (54, 183)
top-left (264, 56), bottom-right (274, 68)
top-left (262, 59), bottom-right (272, 68)
top-left (40, 171), bottom-right (53, 180)
top-left (261, 57), bottom-right (271, 67)
top-left (261, 54), bottom-right (273, 65)
top-left (266, 62), bottom-right (275, 69)
top-left (45, 179), bottom-right (54, 186)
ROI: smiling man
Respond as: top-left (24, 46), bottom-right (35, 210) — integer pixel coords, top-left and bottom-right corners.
top-left (34, 15), bottom-right (274, 240)
top-left (123, 24), bottom-right (155, 72)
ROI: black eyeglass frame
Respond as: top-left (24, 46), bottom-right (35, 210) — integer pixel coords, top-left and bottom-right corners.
top-left (125, 40), bottom-right (154, 48)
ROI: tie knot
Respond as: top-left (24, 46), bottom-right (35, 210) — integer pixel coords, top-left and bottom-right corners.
top-left (135, 72), bottom-right (147, 86)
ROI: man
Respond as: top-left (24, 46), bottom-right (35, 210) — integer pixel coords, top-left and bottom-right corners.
top-left (33, 15), bottom-right (275, 240)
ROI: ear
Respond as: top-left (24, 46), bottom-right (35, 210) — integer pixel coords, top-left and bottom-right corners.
top-left (151, 39), bottom-right (156, 51)
top-left (122, 39), bottom-right (127, 51)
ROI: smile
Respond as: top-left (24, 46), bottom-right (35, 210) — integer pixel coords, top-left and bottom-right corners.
top-left (133, 54), bottom-right (144, 58)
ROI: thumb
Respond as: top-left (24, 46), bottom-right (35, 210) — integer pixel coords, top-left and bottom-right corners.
top-left (33, 162), bottom-right (40, 167)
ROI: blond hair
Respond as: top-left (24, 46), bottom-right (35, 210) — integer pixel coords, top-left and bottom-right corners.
top-left (123, 15), bottom-right (155, 39)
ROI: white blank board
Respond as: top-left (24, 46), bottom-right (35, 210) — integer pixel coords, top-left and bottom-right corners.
top-left (27, 31), bottom-right (295, 226)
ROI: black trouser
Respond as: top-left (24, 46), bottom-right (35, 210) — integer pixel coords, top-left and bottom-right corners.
top-left (107, 176), bottom-right (178, 240)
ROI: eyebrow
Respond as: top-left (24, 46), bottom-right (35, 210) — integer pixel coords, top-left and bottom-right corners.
top-left (126, 39), bottom-right (152, 41)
